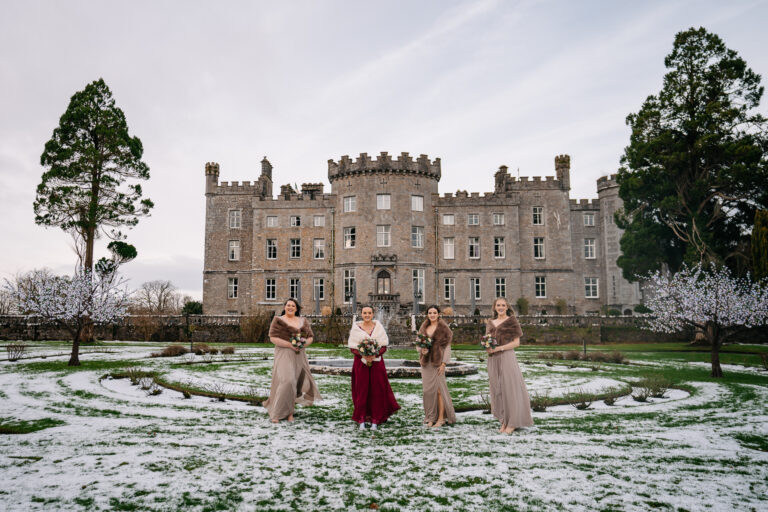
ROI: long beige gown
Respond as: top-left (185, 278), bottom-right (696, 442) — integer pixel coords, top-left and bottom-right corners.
top-left (486, 316), bottom-right (533, 429)
top-left (421, 344), bottom-right (457, 425)
top-left (263, 316), bottom-right (321, 421)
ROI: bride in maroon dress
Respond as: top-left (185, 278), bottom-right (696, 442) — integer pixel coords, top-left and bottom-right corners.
top-left (347, 305), bottom-right (400, 430)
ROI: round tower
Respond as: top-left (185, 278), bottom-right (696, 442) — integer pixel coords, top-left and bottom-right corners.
top-left (328, 152), bottom-right (441, 312)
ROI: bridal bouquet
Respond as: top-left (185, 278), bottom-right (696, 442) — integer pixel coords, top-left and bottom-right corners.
top-left (415, 333), bottom-right (433, 350)
top-left (480, 334), bottom-right (497, 350)
top-left (290, 333), bottom-right (307, 349)
top-left (357, 337), bottom-right (379, 366)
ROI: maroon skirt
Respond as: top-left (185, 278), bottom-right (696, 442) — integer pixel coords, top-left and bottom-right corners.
top-left (350, 349), bottom-right (400, 424)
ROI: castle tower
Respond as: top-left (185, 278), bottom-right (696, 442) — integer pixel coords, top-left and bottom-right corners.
top-left (555, 154), bottom-right (570, 191)
top-left (257, 157), bottom-right (273, 198)
top-left (205, 162), bottom-right (220, 195)
top-left (597, 174), bottom-right (641, 310)
top-left (327, 152), bottom-right (441, 311)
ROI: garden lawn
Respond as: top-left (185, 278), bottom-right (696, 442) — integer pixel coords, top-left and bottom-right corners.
top-left (0, 341), bottom-right (766, 511)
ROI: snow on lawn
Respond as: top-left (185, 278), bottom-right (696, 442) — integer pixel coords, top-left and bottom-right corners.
top-left (0, 342), bottom-right (766, 511)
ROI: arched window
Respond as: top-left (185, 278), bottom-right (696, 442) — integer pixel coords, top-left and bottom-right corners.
top-left (377, 270), bottom-right (391, 295)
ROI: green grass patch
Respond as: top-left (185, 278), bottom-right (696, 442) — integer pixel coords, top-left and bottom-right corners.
top-left (0, 417), bottom-right (65, 434)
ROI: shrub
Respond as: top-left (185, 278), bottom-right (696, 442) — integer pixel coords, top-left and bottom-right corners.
top-left (516, 297), bottom-right (529, 315)
top-left (530, 390), bottom-right (552, 412)
top-left (555, 298), bottom-right (567, 315)
top-left (221, 346), bottom-right (235, 354)
top-left (607, 309), bottom-right (621, 317)
top-left (192, 343), bottom-right (212, 355)
top-left (569, 388), bottom-right (594, 410)
top-left (321, 306), bottom-right (332, 316)
top-left (633, 304), bottom-right (652, 314)
top-left (150, 345), bottom-right (188, 358)
top-left (240, 308), bottom-right (274, 343)
top-left (181, 300), bottom-right (203, 315)
top-left (442, 306), bottom-right (454, 316)
top-left (564, 350), bottom-right (582, 361)
top-left (602, 387), bottom-right (625, 406)
top-left (6, 343), bottom-right (27, 361)
top-left (636, 374), bottom-right (673, 398)
top-left (131, 313), bottom-right (163, 341)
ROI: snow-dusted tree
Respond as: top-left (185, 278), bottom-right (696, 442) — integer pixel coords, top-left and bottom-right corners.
top-left (4, 266), bottom-right (130, 366)
top-left (644, 264), bottom-right (768, 377)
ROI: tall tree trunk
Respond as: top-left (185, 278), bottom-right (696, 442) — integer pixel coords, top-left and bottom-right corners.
top-left (69, 326), bottom-right (82, 366)
top-left (79, 223), bottom-right (96, 344)
top-left (707, 322), bottom-right (723, 378)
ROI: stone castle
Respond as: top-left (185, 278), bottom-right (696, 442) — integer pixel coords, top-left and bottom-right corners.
top-left (203, 152), bottom-right (641, 315)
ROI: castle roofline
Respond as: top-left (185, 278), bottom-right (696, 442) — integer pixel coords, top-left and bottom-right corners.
top-left (328, 151), bottom-right (441, 182)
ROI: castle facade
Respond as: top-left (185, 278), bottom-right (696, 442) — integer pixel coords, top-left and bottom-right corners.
top-left (203, 152), bottom-right (641, 315)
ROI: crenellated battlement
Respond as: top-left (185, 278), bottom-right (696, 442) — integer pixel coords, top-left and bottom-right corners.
top-left (328, 151), bottom-right (441, 182)
top-left (256, 193), bottom-right (335, 203)
top-left (205, 162), bottom-right (220, 176)
top-left (569, 198), bottom-right (600, 209)
top-left (597, 173), bottom-right (619, 192)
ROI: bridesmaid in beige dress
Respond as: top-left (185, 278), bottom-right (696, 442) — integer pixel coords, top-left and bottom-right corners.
top-left (263, 298), bottom-right (321, 423)
top-left (418, 305), bottom-right (456, 427)
top-left (485, 297), bottom-right (533, 433)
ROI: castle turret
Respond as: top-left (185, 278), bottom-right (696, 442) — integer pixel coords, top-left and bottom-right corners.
top-left (257, 157), bottom-right (273, 198)
top-left (555, 154), bottom-right (570, 191)
top-left (205, 162), bottom-right (220, 195)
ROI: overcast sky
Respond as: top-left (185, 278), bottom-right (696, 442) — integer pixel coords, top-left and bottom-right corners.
top-left (1, 0), bottom-right (767, 298)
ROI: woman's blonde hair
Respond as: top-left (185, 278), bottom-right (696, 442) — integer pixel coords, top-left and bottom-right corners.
top-left (491, 297), bottom-right (513, 319)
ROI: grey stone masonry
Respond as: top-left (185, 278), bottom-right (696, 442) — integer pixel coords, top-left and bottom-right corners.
top-left (203, 153), bottom-right (641, 315)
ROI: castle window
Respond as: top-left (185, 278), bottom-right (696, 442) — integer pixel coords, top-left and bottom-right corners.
top-left (377, 270), bottom-right (391, 295)
top-left (585, 277), bottom-right (599, 298)
top-left (494, 237), bottom-right (505, 258)
top-left (411, 195), bottom-right (424, 212)
top-left (377, 194), bottom-right (391, 210)
top-left (493, 213), bottom-right (505, 226)
top-left (290, 278), bottom-right (300, 300)
top-left (344, 270), bottom-right (355, 304)
top-left (469, 237), bottom-right (480, 259)
top-left (377, 225), bottom-right (391, 247)
top-left (412, 269), bottom-right (425, 303)
top-left (265, 278), bottom-right (276, 300)
top-left (444, 277), bottom-right (455, 301)
top-left (535, 276), bottom-right (546, 298)
top-left (314, 278), bottom-right (325, 301)
top-left (584, 238), bottom-right (596, 259)
top-left (583, 212), bottom-right (595, 227)
top-left (468, 213), bottom-right (479, 226)
top-left (266, 239), bottom-right (277, 260)
top-left (343, 196), bottom-right (356, 213)
top-left (228, 240), bottom-right (240, 261)
top-left (290, 239), bottom-right (301, 258)
top-left (290, 216), bottom-right (301, 227)
top-left (470, 277), bottom-right (481, 301)
top-left (266, 215), bottom-right (278, 227)
top-left (532, 206), bottom-right (544, 225)
top-left (533, 237), bottom-right (545, 259)
top-left (228, 210), bottom-right (241, 229)
top-left (313, 215), bottom-right (325, 227)
top-left (411, 226), bottom-right (424, 248)
top-left (228, 277), bottom-right (238, 299)
top-left (313, 239), bottom-right (325, 259)
top-left (495, 278), bottom-right (506, 298)
top-left (344, 227), bottom-right (356, 249)
top-left (443, 238), bottom-right (455, 260)
top-left (442, 214), bottom-right (454, 226)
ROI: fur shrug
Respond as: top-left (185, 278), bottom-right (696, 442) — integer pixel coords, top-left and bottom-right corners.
top-left (418, 319), bottom-right (453, 367)
top-left (269, 316), bottom-right (313, 343)
top-left (484, 315), bottom-right (523, 346)
top-left (347, 320), bottom-right (389, 350)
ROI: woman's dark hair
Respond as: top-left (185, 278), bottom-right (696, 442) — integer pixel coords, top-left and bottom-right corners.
top-left (280, 298), bottom-right (302, 316)
top-left (360, 304), bottom-right (374, 314)
top-left (491, 297), bottom-right (512, 319)
top-left (426, 305), bottom-right (440, 315)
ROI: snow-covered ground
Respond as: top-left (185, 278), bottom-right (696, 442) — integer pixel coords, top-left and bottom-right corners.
top-left (1, 342), bottom-right (766, 511)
